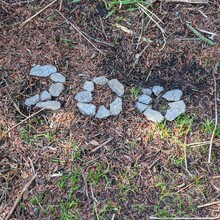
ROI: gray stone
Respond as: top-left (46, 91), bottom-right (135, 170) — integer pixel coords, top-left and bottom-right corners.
top-left (36, 101), bottom-right (61, 110)
top-left (110, 97), bottom-right (122, 116)
top-left (142, 88), bottom-right (152, 95)
top-left (30, 65), bottom-right (57, 77)
top-left (49, 83), bottom-right (64, 97)
top-left (165, 100), bottom-right (186, 121)
top-left (162, 89), bottom-right (183, 101)
top-left (25, 94), bottom-right (40, 106)
top-left (93, 76), bottom-right (109, 85)
top-left (77, 103), bottom-right (96, 116)
top-left (40, 91), bottom-right (51, 101)
top-left (50, 73), bottom-right (66, 83)
top-left (74, 91), bottom-right (93, 103)
top-left (138, 94), bottom-right (152, 105)
top-left (108, 79), bottom-right (124, 97)
top-left (95, 105), bottom-right (110, 119)
top-left (152, 86), bottom-right (164, 96)
top-left (83, 81), bottom-right (94, 92)
top-left (144, 109), bottom-right (164, 123)
top-left (136, 102), bottom-right (151, 113)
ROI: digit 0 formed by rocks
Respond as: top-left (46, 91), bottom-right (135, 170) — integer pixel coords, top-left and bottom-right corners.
top-left (75, 77), bottom-right (124, 118)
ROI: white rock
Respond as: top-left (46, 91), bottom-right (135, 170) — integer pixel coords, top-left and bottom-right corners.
top-left (25, 94), bottom-right (40, 106)
top-left (40, 91), bottom-right (51, 101)
top-left (36, 101), bottom-right (61, 110)
top-left (50, 73), bottom-right (66, 83)
top-left (95, 105), bottom-right (110, 119)
top-left (108, 79), bottom-right (124, 97)
top-left (77, 103), bottom-right (96, 116)
top-left (162, 89), bottom-right (183, 101)
top-left (165, 100), bottom-right (186, 121)
top-left (138, 94), bottom-right (152, 105)
top-left (136, 102), bottom-right (151, 113)
top-left (83, 81), bottom-right (94, 92)
top-left (30, 65), bottom-right (57, 77)
top-left (152, 86), bottom-right (164, 96)
top-left (74, 91), bottom-right (93, 103)
top-left (110, 97), bottom-right (122, 116)
top-left (142, 88), bottom-right (152, 95)
top-left (93, 76), bottom-right (109, 85)
top-left (144, 109), bottom-right (164, 123)
top-left (49, 83), bottom-right (64, 97)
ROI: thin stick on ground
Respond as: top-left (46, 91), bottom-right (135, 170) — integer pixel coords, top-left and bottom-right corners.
top-left (198, 200), bottom-right (220, 208)
top-left (56, 10), bottom-right (104, 55)
top-left (208, 64), bottom-right (218, 163)
top-left (20, 0), bottom-right (57, 27)
top-left (149, 217), bottom-right (219, 220)
top-left (0, 108), bottom-right (45, 140)
top-left (177, 176), bottom-right (203, 193)
top-left (5, 174), bottom-right (37, 220)
top-left (90, 183), bottom-right (99, 220)
top-left (90, 137), bottom-right (113, 153)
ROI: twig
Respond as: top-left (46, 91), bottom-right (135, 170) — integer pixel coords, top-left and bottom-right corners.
top-left (90, 137), bottom-right (113, 153)
top-left (1, 108), bottom-right (45, 140)
top-left (148, 157), bottom-right (160, 169)
top-left (177, 176), bottom-right (203, 193)
top-left (149, 217), bottom-right (219, 220)
top-left (198, 200), bottom-right (220, 208)
top-left (2, 0), bottom-right (34, 5)
top-left (56, 10), bottom-right (104, 54)
top-left (5, 174), bottom-right (37, 220)
top-left (20, 0), bottom-right (57, 28)
top-left (208, 64), bottom-right (218, 163)
top-left (90, 184), bottom-right (99, 220)
top-left (163, 0), bottom-right (208, 3)
top-left (59, 0), bottom-right (63, 11)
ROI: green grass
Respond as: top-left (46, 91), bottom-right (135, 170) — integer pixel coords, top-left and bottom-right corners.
top-left (130, 86), bottom-right (141, 101)
top-left (202, 118), bottom-right (220, 137)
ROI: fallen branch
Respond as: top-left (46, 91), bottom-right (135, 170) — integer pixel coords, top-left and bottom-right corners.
top-left (208, 63), bottom-right (219, 163)
top-left (5, 174), bottom-right (37, 220)
top-left (20, 0), bottom-right (57, 28)
top-left (56, 10), bottom-right (104, 55)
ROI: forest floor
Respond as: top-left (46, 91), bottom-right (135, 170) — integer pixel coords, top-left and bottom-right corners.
top-left (0, 0), bottom-right (220, 219)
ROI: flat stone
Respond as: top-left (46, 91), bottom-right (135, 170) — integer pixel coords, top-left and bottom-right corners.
top-left (136, 102), bottom-right (151, 113)
top-left (83, 81), bottom-right (94, 92)
top-left (162, 89), bottom-right (183, 101)
top-left (152, 86), bottom-right (164, 96)
top-left (36, 101), bottom-right (61, 110)
top-left (92, 76), bottom-right (109, 85)
top-left (165, 100), bottom-right (186, 121)
top-left (30, 65), bottom-right (57, 77)
top-left (77, 103), bottom-right (96, 116)
top-left (108, 79), bottom-right (124, 97)
top-left (49, 83), bottom-right (64, 97)
top-left (95, 105), bottom-right (110, 119)
top-left (50, 73), bottom-right (66, 83)
top-left (110, 97), bottom-right (122, 116)
top-left (40, 91), bottom-right (51, 101)
top-left (74, 91), bottom-right (93, 103)
top-left (142, 88), bottom-right (152, 96)
top-left (144, 109), bottom-right (164, 123)
top-left (138, 94), bottom-right (152, 105)
top-left (25, 94), bottom-right (40, 106)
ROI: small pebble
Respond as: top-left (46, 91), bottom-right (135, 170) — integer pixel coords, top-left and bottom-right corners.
top-left (108, 79), bottom-right (124, 97)
top-left (50, 73), bottom-right (66, 83)
top-left (30, 65), bottom-right (57, 77)
top-left (77, 103), bottom-right (96, 116)
top-left (93, 76), bottom-right (109, 85)
top-left (110, 97), bottom-right (122, 116)
top-left (49, 83), bottom-right (64, 97)
top-left (75, 91), bottom-right (93, 103)
top-left (40, 91), bottom-right (51, 101)
top-left (144, 109), bottom-right (164, 123)
top-left (138, 94), bottom-right (152, 105)
top-left (36, 101), bottom-right (61, 110)
top-left (152, 86), bottom-right (164, 96)
top-left (83, 81), bottom-right (94, 92)
top-left (142, 88), bottom-right (152, 95)
top-left (25, 94), bottom-right (40, 106)
top-left (95, 105), bottom-right (110, 119)
top-left (136, 102), bottom-right (151, 113)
